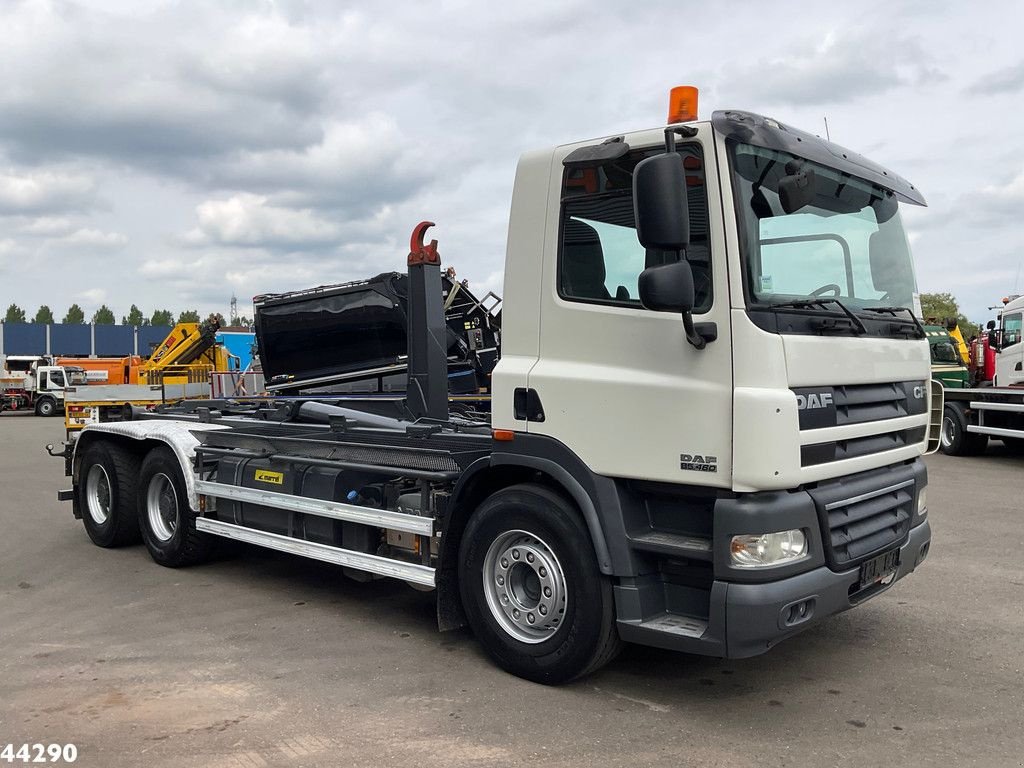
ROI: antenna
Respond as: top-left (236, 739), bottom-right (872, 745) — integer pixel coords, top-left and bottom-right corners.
top-left (823, 116), bottom-right (831, 142)
top-left (230, 294), bottom-right (238, 326)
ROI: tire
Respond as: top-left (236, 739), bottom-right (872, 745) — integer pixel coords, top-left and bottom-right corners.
top-left (35, 397), bottom-right (57, 417)
top-left (458, 484), bottom-right (622, 684)
top-left (78, 442), bottom-right (142, 547)
top-left (137, 446), bottom-right (212, 567)
top-left (940, 403), bottom-right (988, 456)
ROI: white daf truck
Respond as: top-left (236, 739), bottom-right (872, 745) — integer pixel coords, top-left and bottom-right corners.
top-left (53, 94), bottom-right (941, 683)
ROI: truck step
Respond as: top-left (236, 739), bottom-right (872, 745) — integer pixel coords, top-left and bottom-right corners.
top-left (195, 517), bottom-right (436, 587)
top-left (636, 612), bottom-right (708, 638)
top-left (195, 480), bottom-right (433, 535)
top-left (628, 531), bottom-right (713, 561)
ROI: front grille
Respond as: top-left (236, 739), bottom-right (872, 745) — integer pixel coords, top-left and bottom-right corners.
top-left (801, 426), bottom-right (927, 466)
top-left (816, 479), bottom-right (914, 568)
top-left (794, 380), bottom-right (927, 430)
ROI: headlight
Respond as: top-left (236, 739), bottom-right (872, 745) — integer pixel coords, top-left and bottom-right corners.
top-left (917, 488), bottom-right (927, 518)
top-left (731, 529), bottom-right (808, 568)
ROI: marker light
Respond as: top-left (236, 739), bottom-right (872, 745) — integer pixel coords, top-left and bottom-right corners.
top-left (668, 85), bottom-right (699, 124)
top-left (731, 530), bottom-right (808, 568)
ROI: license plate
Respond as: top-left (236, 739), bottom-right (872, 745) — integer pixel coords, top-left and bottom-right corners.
top-left (859, 549), bottom-right (900, 588)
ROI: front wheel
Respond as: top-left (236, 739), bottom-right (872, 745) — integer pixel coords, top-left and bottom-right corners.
top-left (458, 484), bottom-right (621, 684)
top-left (35, 397), bottom-right (57, 417)
top-left (940, 403), bottom-right (988, 456)
top-left (137, 447), bottom-right (213, 567)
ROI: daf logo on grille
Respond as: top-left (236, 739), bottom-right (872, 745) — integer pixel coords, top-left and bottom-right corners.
top-left (796, 392), bottom-right (833, 410)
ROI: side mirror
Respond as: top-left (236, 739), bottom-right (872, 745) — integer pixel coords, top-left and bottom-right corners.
top-left (638, 260), bottom-right (695, 313)
top-left (633, 153), bottom-right (690, 250)
top-left (639, 260), bottom-right (715, 350)
top-left (778, 162), bottom-right (816, 214)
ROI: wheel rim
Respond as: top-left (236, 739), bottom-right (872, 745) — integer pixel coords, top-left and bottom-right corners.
top-left (85, 464), bottom-right (112, 525)
top-left (941, 415), bottom-right (956, 448)
top-left (482, 529), bottom-right (567, 644)
top-left (146, 472), bottom-right (179, 542)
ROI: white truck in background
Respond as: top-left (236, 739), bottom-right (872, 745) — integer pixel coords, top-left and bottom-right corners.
top-left (1, 356), bottom-right (88, 416)
top-left (53, 89), bottom-right (942, 683)
top-left (940, 293), bottom-right (1024, 455)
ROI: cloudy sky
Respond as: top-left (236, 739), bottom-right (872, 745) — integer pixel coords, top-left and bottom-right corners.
top-left (1, 0), bottom-right (1022, 324)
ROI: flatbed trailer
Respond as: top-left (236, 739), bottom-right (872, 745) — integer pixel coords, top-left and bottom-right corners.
top-left (62, 382), bottom-right (213, 435)
top-left (55, 96), bottom-right (941, 684)
top-left (938, 386), bottom-right (1024, 455)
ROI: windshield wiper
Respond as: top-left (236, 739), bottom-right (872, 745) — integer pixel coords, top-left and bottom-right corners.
top-left (767, 298), bottom-right (867, 335)
top-left (860, 306), bottom-right (926, 338)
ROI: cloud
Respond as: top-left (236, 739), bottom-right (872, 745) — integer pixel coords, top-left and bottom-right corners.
top-left (204, 115), bottom-right (434, 211)
top-left (717, 28), bottom-right (947, 107)
top-left (55, 228), bottom-right (128, 248)
top-left (183, 194), bottom-right (342, 248)
top-left (16, 216), bottom-right (76, 236)
top-left (0, 169), bottom-right (97, 214)
top-left (0, 3), bottom-right (328, 171)
top-left (952, 166), bottom-right (1024, 227)
top-left (973, 61), bottom-right (1024, 95)
top-left (78, 287), bottom-right (107, 305)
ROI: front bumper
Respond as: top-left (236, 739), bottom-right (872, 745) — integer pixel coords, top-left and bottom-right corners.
top-left (617, 518), bottom-right (931, 657)
top-left (722, 518), bottom-right (931, 657)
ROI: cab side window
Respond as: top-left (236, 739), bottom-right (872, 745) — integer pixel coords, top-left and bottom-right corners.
top-left (1003, 313), bottom-right (1021, 347)
top-left (558, 144), bottom-right (712, 312)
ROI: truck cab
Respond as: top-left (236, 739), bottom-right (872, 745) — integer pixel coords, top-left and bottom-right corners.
top-left (32, 365), bottom-right (89, 416)
top-left (926, 325), bottom-right (969, 388)
top-left (490, 108), bottom-right (937, 657)
top-left (994, 295), bottom-right (1023, 386)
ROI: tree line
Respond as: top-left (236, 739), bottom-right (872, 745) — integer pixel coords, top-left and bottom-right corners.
top-left (1, 303), bottom-right (231, 327)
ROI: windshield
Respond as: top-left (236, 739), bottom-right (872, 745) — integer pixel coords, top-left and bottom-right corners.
top-left (729, 142), bottom-right (917, 312)
top-left (65, 368), bottom-right (89, 386)
top-left (930, 340), bottom-right (960, 364)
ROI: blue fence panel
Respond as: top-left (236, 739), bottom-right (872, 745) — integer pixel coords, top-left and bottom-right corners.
top-left (138, 326), bottom-right (173, 358)
top-left (94, 325), bottom-right (134, 357)
top-left (2, 323), bottom-right (46, 355)
top-left (49, 324), bottom-right (92, 356)
top-left (216, 332), bottom-right (256, 370)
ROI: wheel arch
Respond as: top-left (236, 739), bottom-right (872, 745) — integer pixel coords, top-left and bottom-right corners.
top-left (74, 431), bottom-right (199, 509)
top-left (435, 453), bottom-right (616, 632)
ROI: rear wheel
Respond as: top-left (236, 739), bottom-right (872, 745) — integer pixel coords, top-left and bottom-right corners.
top-left (458, 484), bottom-right (621, 684)
top-left (137, 447), bottom-right (212, 567)
top-left (79, 442), bottom-right (141, 547)
top-left (940, 403), bottom-right (988, 456)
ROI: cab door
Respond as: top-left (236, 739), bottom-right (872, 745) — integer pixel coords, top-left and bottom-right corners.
top-left (997, 311), bottom-right (1023, 386)
top-left (526, 126), bottom-right (733, 487)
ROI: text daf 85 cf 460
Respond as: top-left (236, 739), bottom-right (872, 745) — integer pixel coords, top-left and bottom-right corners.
top-left (54, 88), bottom-right (941, 683)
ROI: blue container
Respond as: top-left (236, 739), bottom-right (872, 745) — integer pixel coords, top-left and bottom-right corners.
top-left (3, 324), bottom-right (46, 355)
top-left (49, 324), bottom-right (92, 356)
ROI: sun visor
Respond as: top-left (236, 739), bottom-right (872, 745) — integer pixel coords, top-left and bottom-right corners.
top-left (712, 110), bottom-right (926, 207)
